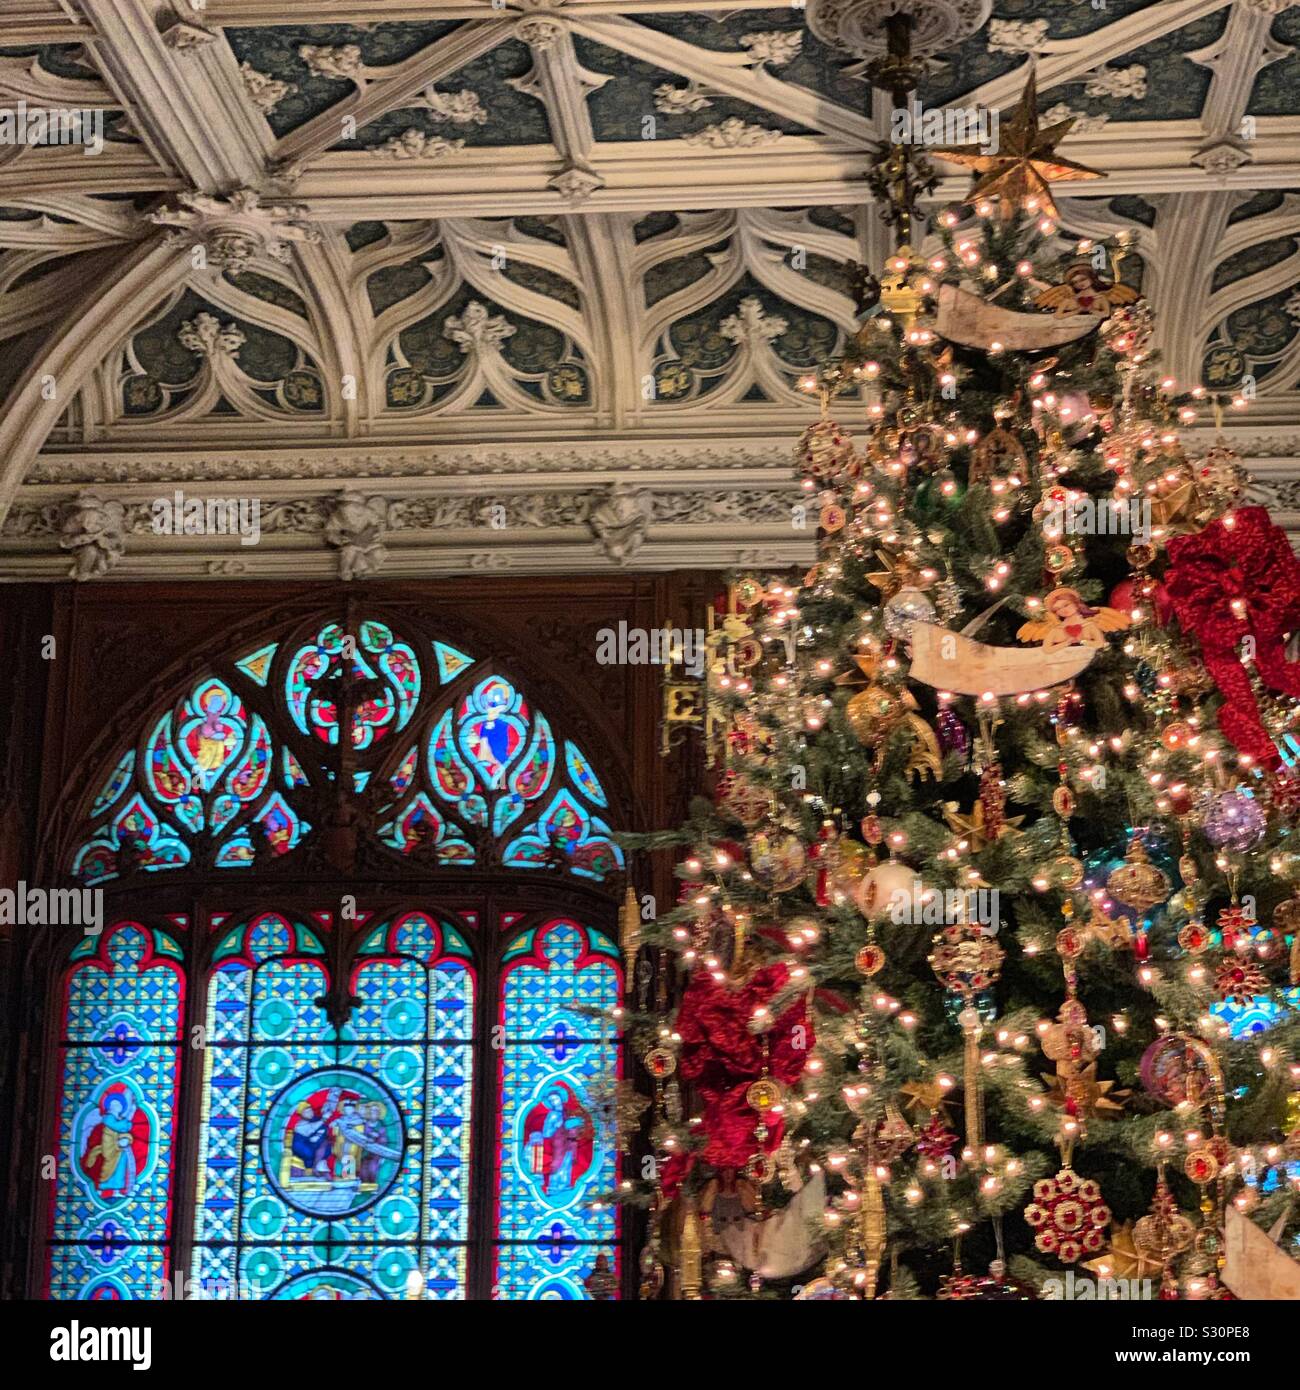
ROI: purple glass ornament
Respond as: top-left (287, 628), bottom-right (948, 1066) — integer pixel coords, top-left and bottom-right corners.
top-left (936, 708), bottom-right (969, 758)
top-left (1202, 789), bottom-right (1266, 853)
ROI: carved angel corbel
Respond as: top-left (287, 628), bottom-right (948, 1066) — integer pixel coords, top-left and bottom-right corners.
top-left (323, 491), bottom-right (392, 580)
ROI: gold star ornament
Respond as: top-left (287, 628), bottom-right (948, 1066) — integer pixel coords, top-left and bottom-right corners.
top-left (931, 70), bottom-right (1104, 221)
top-left (942, 799), bottom-right (1024, 852)
top-left (900, 1078), bottom-right (951, 1117)
top-left (1040, 1062), bottom-right (1129, 1121)
top-left (1082, 1221), bottom-right (1166, 1284)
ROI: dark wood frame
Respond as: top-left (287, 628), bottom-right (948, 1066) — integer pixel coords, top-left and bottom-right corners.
top-left (1, 573), bottom-right (717, 1300)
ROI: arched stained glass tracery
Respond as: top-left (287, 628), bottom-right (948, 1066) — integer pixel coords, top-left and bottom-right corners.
top-left (48, 613), bottom-right (629, 1300)
top-left (46, 922), bottom-right (185, 1299)
top-left (71, 619), bottom-right (622, 885)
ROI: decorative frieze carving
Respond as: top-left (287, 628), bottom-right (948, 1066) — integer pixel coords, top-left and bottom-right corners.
top-left (178, 313), bottom-right (244, 359)
top-left (739, 31), bottom-right (803, 68)
top-left (444, 301), bottom-right (515, 354)
top-left (721, 297), bottom-right (788, 345)
top-left (299, 44), bottom-right (366, 83)
top-left (422, 87), bottom-right (487, 126)
top-left (379, 129), bottom-right (465, 160)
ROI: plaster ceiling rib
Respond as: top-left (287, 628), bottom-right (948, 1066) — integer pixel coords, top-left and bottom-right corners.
top-left (1185, 1), bottom-right (1292, 171)
top-left (0, 234), bottom-right (191, 530)
top-left (963, 0), bottom-right (1233, 111)
top-left (507, 18), bottom-right (638, 428)
top-left (1141, 1), bottom-right (1300, 388)
top-left (570, 14), bottom-right (878, 146)
top-left (511, 16), bottom-right (607, 195)
top-left (72, 0), bottom-right (268, 191)
top-left (0, 0), bottom-right (94, 44)
top-left (569, 215), bottom-right (642, 429)
top-left (292, 147), bottom-right (876, 221)
top-left (266, 20), bottom-right (516, 181)
top-left (0, 148), bottom-right (177, 199)
top-left (0, 196), bottom-right (142, 241)
top-left (290, 232), bottom-right (372, 439)
top-left (1147, 189), bottom-right (1239, 388)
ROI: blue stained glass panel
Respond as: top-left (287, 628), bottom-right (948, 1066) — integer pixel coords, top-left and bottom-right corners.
top-left (494, 920), bottom-right (621, 1300)
top-left (192, 910), bottom-right (474, 1300)
top-left (47, 923), bottom-right (184, 1299)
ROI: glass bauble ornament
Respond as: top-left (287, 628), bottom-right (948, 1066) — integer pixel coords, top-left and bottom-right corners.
top-left (1106, 839), bottom-right (1171, 914)
top-left (1203, 789), bottom-right (1266, 852)
top-left (747, 829), bottom-right (806, 892)
top-left (883, 584), bottom-right (935, 640)
top-left (1139, 1034), bottom-right (1222, 1107)
top-left (855, 859), bottom-right (922, 920)
top-left (793, 1277), bottom-right (852, 1301)
top-left (845, 684), bottom-right (904, 743)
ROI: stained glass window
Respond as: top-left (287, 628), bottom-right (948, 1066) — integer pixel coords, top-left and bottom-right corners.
top-left (71, 618), bottom-right (621, 885)
top-left (191, 909), bottom-right (474, 1300)
top-left (47, 922), bottom-right (185, 1299)
top-left (54, 613), bottom-right (629, 1300)
top-left (495, 918), bottom-right (622, 1299)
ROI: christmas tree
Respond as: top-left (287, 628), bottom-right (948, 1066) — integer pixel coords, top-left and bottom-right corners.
top-left (622, 65), bottom-right (1300, 1303)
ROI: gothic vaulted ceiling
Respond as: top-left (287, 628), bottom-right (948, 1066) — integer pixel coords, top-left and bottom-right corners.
top-left (4, 0), bottom-right (1300, 578)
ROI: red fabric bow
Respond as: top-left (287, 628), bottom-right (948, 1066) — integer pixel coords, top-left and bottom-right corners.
top-left (1164, 506), bottom-right (1300, 769)
top-left (661, 962), bottom-right (811, 1196)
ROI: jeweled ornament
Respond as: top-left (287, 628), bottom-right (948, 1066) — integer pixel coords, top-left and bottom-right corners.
top-left (855, 942), bottom-right (887, 976)
top-left (795, 418), bottom-right (859, 481)
top-left (937, 1260), bottom-right (1037, 1300)
top-left (1106, 839), bottom-right (1170, 915)
top-left (1024, 1167), bottom-right (1111, 1264)
top-left (1215, 953), bottom-right (1269, 1006)
top-left (717, 772), bottom-right (770, 828)
top-left (929, 921), bottom-right (1004, 995)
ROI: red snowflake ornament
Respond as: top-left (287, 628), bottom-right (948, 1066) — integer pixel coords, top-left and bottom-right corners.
top-left (1214, 953), bottom-right (1268, 1006)
top-left (1024, 1166), bottom-right (1111, 1264)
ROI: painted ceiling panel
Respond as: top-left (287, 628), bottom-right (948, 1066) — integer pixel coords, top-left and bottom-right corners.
top-left (1249, 6), bottom-right (1300, 116)
top-left (223, 22), bottom-right (464, 137)
top-left (574, 35), bottom-right (814, 141)
top-left (343, 41), bottom-right (551, 151)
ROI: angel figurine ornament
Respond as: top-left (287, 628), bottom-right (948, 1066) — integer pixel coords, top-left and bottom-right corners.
top-left (1017, 587), bottom-right (1130, 651)
top-left (1034, 258), bottom-right (1139, 321)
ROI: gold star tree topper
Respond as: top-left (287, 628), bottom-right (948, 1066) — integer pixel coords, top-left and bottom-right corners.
top-left (931, 70), bottom-right (1104, 221)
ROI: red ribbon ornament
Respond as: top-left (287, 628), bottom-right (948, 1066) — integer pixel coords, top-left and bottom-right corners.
top-left (1164, 506), bottom-right (1300, 770)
